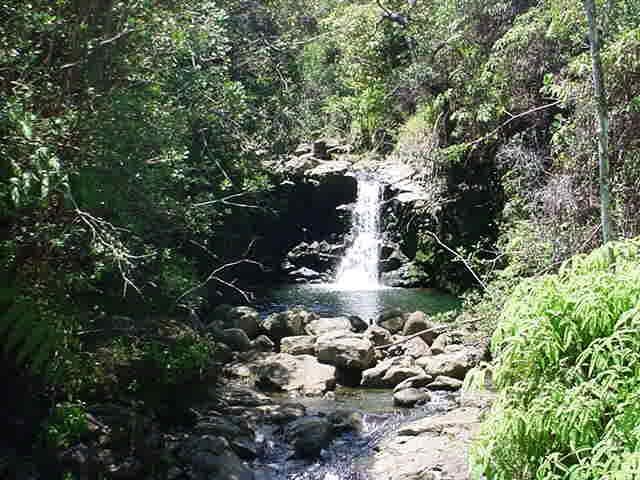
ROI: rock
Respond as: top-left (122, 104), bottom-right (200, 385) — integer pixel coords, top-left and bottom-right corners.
top-left (285, 240), bottom-right (342, 272)
top-left (371, 405), bottom-right (490, 480)
top-left (213, 342), bottom-right (234, 363)
top-left (393, 374), bottom-right (434, 392)
top-left (427, 375), bottom-right (463, 391)
top-left (193, 416), bottom-right (256, 459)
top-left (348, 315), bottom-right (369, 333)
top-left (402, 336), bottom-right (431, 359)
top-left (290, 266), bottom-right (322, 282)
top-left (364, 325), bottom-right (392, 347)
top-left (221, 328), bottom-right (252, 352)
top-left (285, 417), bottom-right (333, 458)
top-left (377, 309), bottom-right (407, 334)
top-left (261, 308), bottom-right (318, 344)
top-left (178, 435), bottom-right (254, 480)
top-left (393, 388), bottom-right (430, 407)
top-left (361, 356), bottom-right (414, 388)
top-left (328, 409), bottom-right (364, 433)
top-left (295, 143), bottom-right (312, 155)
top-left (280, 336), bottom-right (316, 356)
top-left (283, 154), bottom-right (321, 175)
top-left (210, 304), bottom-right (233, 322)
top-left (401, 311), bottom-right (439, 345)
top-left (227, 306), bottom-right (261, 339)
top-left (251, 335), bottom-right (275, 352)
top-left (255, 353), bottom-right (336, 395)
top-left (382, 365), bottom-right (426, 387)
top-left (379, 247), bottom-right (410, 273)
top-left (315, 331), bottom-right (375, 370)
top-left (306, 159), bottom-right (351, 179)
top-left (305, 317), bottom-right (353, 336)
top-left (380, 263), bottom-right (422, 288)
top-left (431, 331), bottom-right (463, 355)
top-left (255, 402), bottom-right (306, 424)
top-left (416, 349), bottom-right (479, 380)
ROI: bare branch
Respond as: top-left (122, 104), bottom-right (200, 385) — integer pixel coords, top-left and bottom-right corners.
top-left (422, 229), bottom-right (489, 292)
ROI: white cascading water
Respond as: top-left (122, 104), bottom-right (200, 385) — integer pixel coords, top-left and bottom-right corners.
top-left (334, 178), bottom-right (382, 290)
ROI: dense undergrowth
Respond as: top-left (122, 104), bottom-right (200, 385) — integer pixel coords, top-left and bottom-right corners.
top-left (471, 238), bottom-right (640, 479)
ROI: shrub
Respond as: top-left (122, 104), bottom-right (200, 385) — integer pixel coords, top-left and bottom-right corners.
top-left (471, 238), bottom-right (640, 479)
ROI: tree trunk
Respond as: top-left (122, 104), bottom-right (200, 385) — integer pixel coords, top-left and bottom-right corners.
top-left (583, 0), bottom-right (614, 246)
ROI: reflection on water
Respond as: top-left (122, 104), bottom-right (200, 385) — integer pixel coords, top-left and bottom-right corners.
top-left (254, 284), bottom-right (460, 320)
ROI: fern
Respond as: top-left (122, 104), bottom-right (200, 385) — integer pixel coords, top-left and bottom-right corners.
top-left (0, 293), bottom-right (60, 376)
top-left (472, 238), bottom-right (640, 480)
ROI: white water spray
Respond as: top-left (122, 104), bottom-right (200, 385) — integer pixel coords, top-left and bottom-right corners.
top-left (334, 178), bottom-right (382, 290)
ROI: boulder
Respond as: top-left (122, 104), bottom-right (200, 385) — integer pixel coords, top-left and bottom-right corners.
top-left (431, 331), bottom-right (464, 355)
top-left (178, 435), bottom-right (253, 480)
top-left (361, 356), bottom-right (414, 388)
top-left (251, 335), bottom-right (275, 352)
top-left (401, 311), bottom-right (439, 345)
top-left (290, 267), bottom-right (322, 283)
top-left (255, 353), bottom-right (336, 395)
top-left (382, 365), bottom-right (426, 387)
top-left (221, 328), bottom-right (251, 352)
top-left (280, 336), bottom-right (317, 356)
top-left (364, 325), bottom-right (392, 347)
top-left (427, 375), bottom-right (463, 391)
top-left (416, 349), bottom-right (479, 380)
top-left (328, 409), bottom-right (364, 433)
top-left (402, 336), bottom-right (432, 359)
top-left (306, 159), bottom-right (351, 179)
top-left (227, 306), bottom-right (261, 339)
top-left (285, 416), bottom-right (333, 458)
top-left (348, 315), bottom-right (369, 333)
top-left (377, 309), bottom-right (407, 334)
top-left (393, 374), bottom-right (434, 392)
top-left (261, 308), bottom-right (317, 344)
top-left (315, 331), bottom-right (375, 370)
top-left (380, 263), bottom-right (422, 288)
top-left (305, 317), bottom-right (353, 336)
top-left (379, 247), bottom-right (410, 273)
top-left (393, 388), bottom-right (430, 407)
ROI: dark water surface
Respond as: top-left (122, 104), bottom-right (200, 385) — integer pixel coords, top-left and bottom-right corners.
top-left (254, 284), bottom-right (460, 321)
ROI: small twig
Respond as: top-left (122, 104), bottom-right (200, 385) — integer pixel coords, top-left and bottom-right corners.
top-left (467, 100), bottom-right (562, 147)
top-left (175, 259), bottom-right (263, 305)
top-left (423, 229), bottom-right (489, 292)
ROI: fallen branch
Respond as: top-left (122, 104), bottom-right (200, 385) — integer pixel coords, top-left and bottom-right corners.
top-left (374, 318), bottom-right (481, 350)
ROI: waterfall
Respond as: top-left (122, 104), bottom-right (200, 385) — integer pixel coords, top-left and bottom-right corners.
top-left (334, 178), bottom-right (382, 290)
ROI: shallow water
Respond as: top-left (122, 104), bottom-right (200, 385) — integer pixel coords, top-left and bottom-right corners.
top-left (253, 389), bottom-right (455, 480)
top-left (254, 284), bottom-right (460, 322)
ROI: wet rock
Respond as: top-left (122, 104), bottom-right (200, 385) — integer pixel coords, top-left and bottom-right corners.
top-left (348, 315), bottom-right (369, 333)
top-left (377, 309), bottom-right (407, 334)
top-left (193, 416), bottom-right (256, 459)
top-left (306, 159), bottom-right (350, 179)
top-left (285, 416), bottom-right (333, 458)
top-left (427, 375), bottom-right (463, 391)
top-left (285, 240), bottom-right (342, 272)
top-left (221, 328), bottom-right (252, 352)
top-left (305, 317), bottom-right (353, 336)
top-left (290, 267), bottom-right (322, 282)
top-left (380, 263), bottom-right (422, 288)
top-left (416, 349), bottom-right (479, 380)
top-left (255, 402), bottom-right (306, 424)
top-left (364, 325), bottom-right (392, 347)
top-left (328, 409), bottom-right (364, 433)
top-left (251, 335), bottom-right (275, 352)
top-left (379, 246), bottom-right (410, 273)
top-left (393, 374), bottom-right (434, 392)
top-left (393, 388), bottom-right (430, 407)
top-left (255, 353), bottom-right (336, 395)
top-left (227, 306), bottom-right (261, 339)
top-left (280, 335), bottom-right (317, 356)
top-left (261, 308), bottom-right (318, 344)
top-left (178, 435), bottom-right (254, 480)
top-left (315, 331), bottom-right (375, 370)
top-left (401, 311), bottom-right (439, 345)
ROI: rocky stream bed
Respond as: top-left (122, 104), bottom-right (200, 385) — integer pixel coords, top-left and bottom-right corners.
top-left (53, 300), bottom-right (492, 480)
